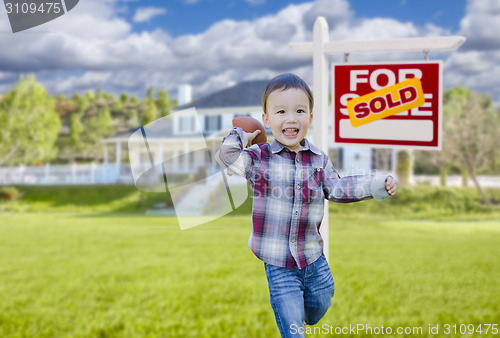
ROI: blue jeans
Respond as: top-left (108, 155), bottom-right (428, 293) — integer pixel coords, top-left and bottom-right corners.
top-left (264, 254), bottom-right (335, 338)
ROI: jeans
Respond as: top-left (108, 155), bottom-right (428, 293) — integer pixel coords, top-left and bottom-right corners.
top-left (265, 254), bottom-right (335, 338)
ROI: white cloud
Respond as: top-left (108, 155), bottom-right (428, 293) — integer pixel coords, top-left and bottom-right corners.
top-left (303, 0), bottom-right (352, 30)
top-left (458, 0), bottom-right (500, 51)
top-left (436, 0), bottom-right (500, 103)
top-left (53, 71), bottom-right (113, 93)
top-left (132, 7), bottom-right (167, 23)
top-left (333, 18), bottom-right (420, 41)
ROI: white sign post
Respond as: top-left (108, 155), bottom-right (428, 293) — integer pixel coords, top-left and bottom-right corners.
top-left (289, 16), bottom-right (465, 262)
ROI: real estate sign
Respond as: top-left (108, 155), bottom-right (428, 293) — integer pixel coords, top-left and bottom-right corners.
top-left (332, 61), bottom-right (442, 149)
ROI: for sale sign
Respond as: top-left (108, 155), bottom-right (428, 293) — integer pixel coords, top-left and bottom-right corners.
top-left (332, 61), bottom-right (442, 149)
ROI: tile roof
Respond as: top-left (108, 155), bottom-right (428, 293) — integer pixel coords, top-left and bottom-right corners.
top-left (176, 80), bottom-right (268, 110)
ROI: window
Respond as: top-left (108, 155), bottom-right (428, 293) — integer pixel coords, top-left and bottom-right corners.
top-left (178, 116), bottom-right (195, 134)
top-left (205, 115), bottom-right (221, 133)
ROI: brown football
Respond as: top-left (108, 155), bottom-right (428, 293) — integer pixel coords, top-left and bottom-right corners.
top-left (232, 116), bottom-right (268, 144)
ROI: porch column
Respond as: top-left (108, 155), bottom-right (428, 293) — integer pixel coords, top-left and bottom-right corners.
top-left (103, 144), bottom-right (109, 165)
top-left (184, 142), bottom-right (190, 171)
top-left (392, 149), bottom-right (398, 175)
top-left (210, 142), bottom-right (217, 175)
top-left (173, 150), bottom-right (179, 172)
top-left (116, 142), bottom-right (122, 181)
top-left (90, 161), bottom-right (95, 184)
top-left (157, 142), bottom-right (164, 165)
top-left (44, 163), bottom-right (50, 185)
top-left (103, 144), bottom-right (109, 183)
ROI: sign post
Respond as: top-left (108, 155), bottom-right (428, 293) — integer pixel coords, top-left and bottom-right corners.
top-left (289, 17), bottom-right (465, 262)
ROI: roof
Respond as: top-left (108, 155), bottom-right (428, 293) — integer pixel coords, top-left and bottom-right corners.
top-left (101, 126), bottom-right (141, 143)
top-left (102, 79), bottom-right (269, 143)
top-left (102, 118), bottom-right (215, 143)
top-left (176, 80), bottom-right (268, 110)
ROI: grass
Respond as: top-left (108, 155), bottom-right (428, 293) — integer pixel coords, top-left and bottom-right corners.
top-left (0, 212), bottom-right (499, 337)
top-left (3, 185), bottom-right (500, 221)
top-left (0, 185), bottom-right (172, 213)
top-left (328, 186), bottom-right (500, 221)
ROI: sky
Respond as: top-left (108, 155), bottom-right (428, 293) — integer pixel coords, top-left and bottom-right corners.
top-left (1, 0), bottom-right (499, 104)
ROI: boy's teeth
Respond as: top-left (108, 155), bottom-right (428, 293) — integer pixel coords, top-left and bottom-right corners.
top-left (283, 128), bottom-right (299, 135)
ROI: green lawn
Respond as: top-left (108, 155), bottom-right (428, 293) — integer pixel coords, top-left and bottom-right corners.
top-left (0, 213), bottom-right (499, 337)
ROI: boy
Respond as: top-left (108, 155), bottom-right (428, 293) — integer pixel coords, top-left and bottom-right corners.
top-left (217, 74), bottom-right (396, 337)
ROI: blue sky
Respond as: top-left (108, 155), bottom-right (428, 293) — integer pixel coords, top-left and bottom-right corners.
top-left (127, 0), bottom-right (466, 37)
top-left (1, 0), bottom-right (499, 103)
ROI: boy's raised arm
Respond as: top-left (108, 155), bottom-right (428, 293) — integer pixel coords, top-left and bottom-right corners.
top-left (216, 127), bottom-right (261, 178)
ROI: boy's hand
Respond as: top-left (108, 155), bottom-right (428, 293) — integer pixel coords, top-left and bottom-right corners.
top-left (243, 130), bottom-right (261, 147)
top-left (385, 176), bottom-right (397, 196)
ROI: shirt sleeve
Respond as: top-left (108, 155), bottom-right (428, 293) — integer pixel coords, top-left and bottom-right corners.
top-left (322, 157), bottom-right (391, 202)
top-left (216, 127), bottom-right (261, 180)
top-left (370, 172), bottom-right (392, 201)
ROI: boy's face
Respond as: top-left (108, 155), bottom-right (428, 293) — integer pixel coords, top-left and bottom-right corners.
top-left (262, 88), bottom-right (313, 152)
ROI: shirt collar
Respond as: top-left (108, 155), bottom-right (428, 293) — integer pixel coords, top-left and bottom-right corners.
top-left (270, 138), bottom-right (322, 155)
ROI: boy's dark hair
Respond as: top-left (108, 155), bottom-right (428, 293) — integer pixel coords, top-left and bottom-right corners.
top-left (262, 73), bottom-right (314, 114)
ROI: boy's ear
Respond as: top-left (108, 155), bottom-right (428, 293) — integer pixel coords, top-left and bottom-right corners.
top-left (262, 113), bottom-right (271, 128)
top-left (309, 112), bottom-right (313, 124)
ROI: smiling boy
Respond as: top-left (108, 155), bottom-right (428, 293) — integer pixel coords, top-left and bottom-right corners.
top-left (217, 73), bottom-right (396, 337)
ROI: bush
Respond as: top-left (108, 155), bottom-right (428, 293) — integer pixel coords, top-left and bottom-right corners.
top-left (0, 186), bottom-right (21, 200)
top-left (329, 186), bottom-right (499, 220)
top-left (6, 185), bottom-right (169, 213)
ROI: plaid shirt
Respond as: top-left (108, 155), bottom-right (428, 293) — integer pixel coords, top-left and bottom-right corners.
top-left (218, 127), bottom-right (389, 269)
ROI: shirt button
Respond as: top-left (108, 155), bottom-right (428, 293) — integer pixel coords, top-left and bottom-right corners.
top-left (317, 168), bottom-right (321, 172)
top-left (291, 238), bottom-right (296, 243)
top-left (294, 211), bottom-right (298, 216)
top-left (296, 158), bottom-right (300, 163)
top-left (296, 184), bottom-right (300, 189)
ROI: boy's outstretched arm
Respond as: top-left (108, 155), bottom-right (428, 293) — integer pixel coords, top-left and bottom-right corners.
top-left (322, 160), bottom-right (396, 203)
top-left (385, 176), bottom-right (397, 196)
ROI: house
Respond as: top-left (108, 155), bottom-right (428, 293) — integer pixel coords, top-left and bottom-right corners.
top-left (101, 79), bottom-right (393, 185)
top-left (101, 80), bottom-right (274, 184)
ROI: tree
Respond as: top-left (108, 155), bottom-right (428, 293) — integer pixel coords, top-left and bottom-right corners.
top-left (113, 99), bottom-right (123, 114)
top-left (147, 86), bottom-right (154, 101)
top-left (442, 87), bottom-right (499, 205)
top-left (56, 112), bottom-right (85, 161)
top-left (97, 106), bottom-right (114, 136)
top-left (0, 75), bottom-right (61, 165)
top-left (79, 115), bottom-right (101, 159)
top-left (156, 89), bottom-right (171, 117)
top-left (69, 113), bottom-right (83, 146)
top-left (85, 90), bottom-right (95, 102)
top-left (120, 92), bottom-right (129, 104)
top-left (72, 93), bottom-right (89, 114)
top-left (142, 100), bottom-right (157, 125)
top-left (396, 150), bottom-right (412, 186)
top-left (95, 87), bottom-right (103, 100)
top-left (75, 105), bottom-right (115, 160)
top-left (127, 109), bottom-right (139, 128)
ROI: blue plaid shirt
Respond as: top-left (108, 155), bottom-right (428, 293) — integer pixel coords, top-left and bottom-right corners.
top-left (218, 127), bottom-right (390, 269)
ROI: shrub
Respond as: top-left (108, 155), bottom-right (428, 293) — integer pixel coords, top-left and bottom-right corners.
top-left (0, 186), bottom-right (21, 201)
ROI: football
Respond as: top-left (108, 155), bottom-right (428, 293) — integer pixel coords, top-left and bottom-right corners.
top-left (232, 116), bottom-right (268, 144)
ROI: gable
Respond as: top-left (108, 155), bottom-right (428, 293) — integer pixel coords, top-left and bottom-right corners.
top-left (176, 80), bottom-right (268, 110)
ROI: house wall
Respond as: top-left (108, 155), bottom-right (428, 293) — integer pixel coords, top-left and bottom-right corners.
top-left (199, 109), bottom-right (264, 133)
